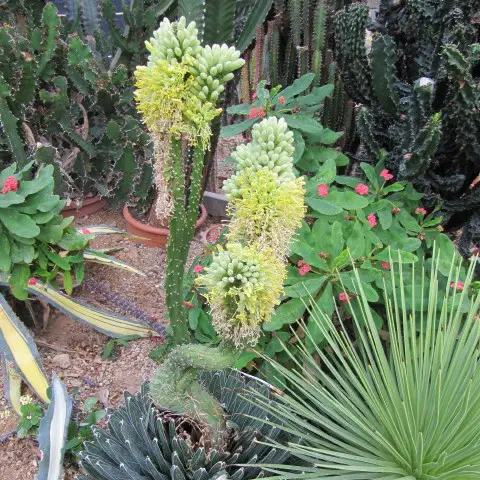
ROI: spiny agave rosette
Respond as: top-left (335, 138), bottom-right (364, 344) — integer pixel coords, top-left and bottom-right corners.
top-left (79, 371), bottom-right (291, 480)
top-left (136, 16), bottom-right (244, 146)
top-left (197, 244), bottom-right (284, 347)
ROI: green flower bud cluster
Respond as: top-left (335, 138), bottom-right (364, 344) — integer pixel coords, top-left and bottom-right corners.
top-left (197, 243), bottom-right (284, 347)
top-left (146, 17), bottom-right (201, 66)
top-left (189, 45), bottom-right (245, 103)
top-left (202, 246), bottom-right (264, 292)
top-left (223, 117), bottom-right (295, 197)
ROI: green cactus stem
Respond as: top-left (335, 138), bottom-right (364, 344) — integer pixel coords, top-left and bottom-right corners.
top-left (150, 342), bottom-right (240, 438)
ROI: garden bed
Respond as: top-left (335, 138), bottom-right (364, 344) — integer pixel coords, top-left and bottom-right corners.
top-left (0, 207), bottom-right (214, 479)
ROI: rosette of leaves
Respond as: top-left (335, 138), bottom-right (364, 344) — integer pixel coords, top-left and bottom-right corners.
top-left (222, 73), bottom-right (348, 176)
top-left (79, 370), bottom-right (291, 480)
top-left (251, 254), bottom-right (480, 479)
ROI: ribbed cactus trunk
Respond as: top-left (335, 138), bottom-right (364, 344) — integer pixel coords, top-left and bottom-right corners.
top-left (165, 137), bottom-right (205, 345)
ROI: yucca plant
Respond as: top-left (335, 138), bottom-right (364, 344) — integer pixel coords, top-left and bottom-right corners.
top-left (252, 251), bottom-right (480, 479)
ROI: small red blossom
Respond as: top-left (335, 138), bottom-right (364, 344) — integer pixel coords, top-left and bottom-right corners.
top-left (183, 301), bottom-right (194, 309)
top-left (338, 292), bottom-right (349, 304)
top-left (278, 96), bottom-right (286, 104)
top-left (297, 259), bottom-right (305, 267)
top-left (28, 278), bottom-right (38, 285)
top-left (246, 136), bottom-right (252, 143)
top-left (380, 169), bottom-right (394, 181)
top-left (81, 227), bottom-right (92, 234)
top-left (1, 176), bottom-right (19, 194)
top-left (403, 153), bottom-right (413, 159)
top-left (450, 281), bottom-right (465, 291)
top-left (248, 107), bottom-right (258, 118)
top-left (344, 215), bottom-right (351, 220)
top-left (415, 207), bottom-right (427, 215)
top-left (317, 184), bottom-right (329, 197)
top-left (151, 337), bottom-right (164, 344)
top-left (318, 252), bottom-right (328, 259)
top-left (381, 261), bottom-right (391, 270)
top-left (391, 207), bottom-right (401, 214)
top-left (252, 92), bottom-right (257, 99)
top-left (257, 106), bottom-right (266, 118)
top-left (193, 265), bottom-right (204, 273)
top-left (355, 183), bottom-right (369, 195)
top-left (367, 213), bottom-right (377, 227)
top-left (298, 264), bottom-right (311, 276)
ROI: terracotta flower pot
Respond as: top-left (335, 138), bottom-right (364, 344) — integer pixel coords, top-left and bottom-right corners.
top-left (61, 195), bottom-right (107, 219)
top-left (122, 204), bottom-right (208, 248)
top-left (202, 223), bottom-right (225, 245)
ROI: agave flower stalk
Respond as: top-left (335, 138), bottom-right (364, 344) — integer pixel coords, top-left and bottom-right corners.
top-left (136, 19), bottom-right (305, 439)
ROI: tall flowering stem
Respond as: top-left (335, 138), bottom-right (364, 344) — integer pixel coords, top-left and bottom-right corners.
top-left (137, 18), bottom-right (305, 441)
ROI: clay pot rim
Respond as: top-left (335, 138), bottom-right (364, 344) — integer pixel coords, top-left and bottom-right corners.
top-left (202, 223), bottom-right (226, 244)
top-left (62, 194), bottom-right (103, 211)
top-left (123, 204), bottom-right (207, 235)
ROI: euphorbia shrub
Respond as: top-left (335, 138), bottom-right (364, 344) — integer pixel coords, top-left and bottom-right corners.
top-left (0, 162), bottom-right (91, 299)
top-left (214, 153), bottom-right (472, 383)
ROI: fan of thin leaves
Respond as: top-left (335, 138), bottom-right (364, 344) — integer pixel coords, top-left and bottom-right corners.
top-left (255, 251), bottom-right (480, 479)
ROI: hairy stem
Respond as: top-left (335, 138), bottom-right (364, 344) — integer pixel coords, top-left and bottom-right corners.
top-left (150, 342), bottom-right (240, 437)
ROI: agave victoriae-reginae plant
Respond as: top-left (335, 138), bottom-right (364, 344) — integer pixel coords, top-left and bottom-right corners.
top-left (250, 251), bottom-right (480, 479)
top-left (79, 371), bottom-right (292, 480)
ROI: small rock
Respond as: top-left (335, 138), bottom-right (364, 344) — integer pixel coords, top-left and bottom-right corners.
top-left (51, 353), bottom-right (71, 369)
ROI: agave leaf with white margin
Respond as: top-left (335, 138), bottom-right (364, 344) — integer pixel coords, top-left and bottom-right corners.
top-left (83, 249), bottom-right (145, 276)
top-left (76, 225), bottom-right (146, 241)
top-left (1, 354), bottom-right (22, 414)
top-left (0, 275), bottom-right (160, 338)
top-left (37, 373), bottom-right (72, 480)
top-left (0, 295), bottom-right (49, 402)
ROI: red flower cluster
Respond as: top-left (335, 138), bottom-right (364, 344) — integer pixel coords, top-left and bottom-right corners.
top-left (278, 96), bottom-right (286, 105)
top-left (338, 292), bottom-right (349, 303)
top-left (391, 207), bottom-right (401, 214)
top-left (317, 184), bottom-right (328, 197)
top-left (1, 176), bottom-right (18, 194)
top-left (380, 169), bottom-right (394, 181)
top-left (248, 106), bottom-right (266, 119)
top-left (81, 227), bottom-right (92, 234)
top-left (450, 281), bottom-right (464, 291)
top-left (297, 259), bottom-right (311, 276)
top-left (183, 301), bottom-right (194, 309)
top-left (193, 265), bottom-right (204, 273)
top-left (355, 183), bottom-right (369, 195)
top-left (415, 207), bottom-right (427, 215)
top-left (381, 261), bottom-right (390, 270)
top-left (28, 278), bottom-right (38, 285)
top-left (367, 213), bottom-right (377, 227)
